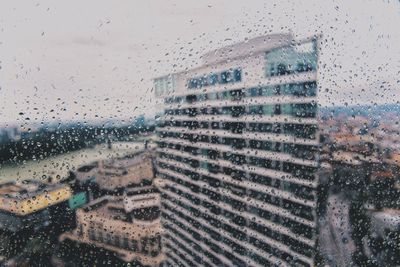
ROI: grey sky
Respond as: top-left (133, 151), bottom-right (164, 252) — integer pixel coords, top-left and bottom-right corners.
top-left (0, 0), bottom-right (399, 126)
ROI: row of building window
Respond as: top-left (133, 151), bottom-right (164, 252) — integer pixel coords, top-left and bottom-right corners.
top-left (187, 68), bottom-right (242, 89)
top-left (165, 202), bottom-right (254, 265)
top-left (158, 140), bottom-right (316, 180)
top-left (267, 62), bottom-right (315, 77)
top-left (166, 225), bottom-right (227, 266)
top-left (164, 101), bottom-right (317, 118)
top-left (158, 160), bottom-right (315, 222)
top-left (159, 153), bottom-right (315, 209)
top-left (157, 130), bottom-right (317, 161)
top-left (159, 174), bottom-right (313, 238)
top-left (86, 228), bottom-right (162, 257)
top-left (162, 187), bottom-right (313, 266)
top-left (159, 132), bottom-right (318, 160)
top-left (158, 149), bottom-right (315, 202)
top-left (166, 81), bottom-right (317, 104)
top-left (165, 240), bottom-right (209, 267)
top-left (159, 120), bottom-right (318, 140)
top-left (265, 40), bottom-right (317, 78)
top-left (154, 75), bottom-right (175, 97)
top-left (158, 144), bottom-right (316, 181)
top-left (162, 180), bottom-right (314, 240)
top-left (165, 219), bottom-right (234, 266)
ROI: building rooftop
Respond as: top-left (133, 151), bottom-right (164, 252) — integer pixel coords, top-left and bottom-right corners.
top-left (96, 153), bottom-right (155, 191)
top-left (153, 32), bottom-right (320, 79)
top-left (59, 192), bottom-right (163, 265)
top-left (101, 151), bottom-right (153, 170)
top-left (0, 180), bottom-right (72, 215)
top-left (74, 150), bottom-right (156, 191)
top-left (331, 150), bottom-right (381, 165)
top-left (201, 33), bottom-right (293, 65)
top-left (368, 208), bottom-right (400, 236)
top-left (331, 151), bottom-right (363, 165)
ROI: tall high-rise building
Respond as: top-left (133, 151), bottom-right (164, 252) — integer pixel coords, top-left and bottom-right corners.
top-left (154, 33), bottom-right (320, 266)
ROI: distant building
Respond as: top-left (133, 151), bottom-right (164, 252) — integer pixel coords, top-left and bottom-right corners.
top-left (364, 208), bottom-right (400, 266)
top-left (0, 127), bottom-right (21, 142)
top-left (0, 180), bottom-right (73, 261)
top-left (96, 152), bottom-right (155, 192)
top-left (135, 114), bottom-right (146, 127)
top-left (319, 117), bottom-right (400, 266)
top-left (59, 192), bottom-right (164, 266)
top-left (72, 150), bottom-right (156, 201)
top-left (154, 34), bottom-right (321, 266)
top-left (59, 150), bottom-right (164, 266)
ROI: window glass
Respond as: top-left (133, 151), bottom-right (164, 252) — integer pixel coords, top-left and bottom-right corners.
top-left (1, 2), bottom-right (397, 267)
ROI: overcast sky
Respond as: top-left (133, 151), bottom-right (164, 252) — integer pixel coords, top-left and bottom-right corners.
top-left (0, 0), bottom-right (399, 127)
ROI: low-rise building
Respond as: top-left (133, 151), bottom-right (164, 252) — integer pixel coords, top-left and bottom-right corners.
top-left (0, 180), bottom-right (73, 261)
top-left (96, 151), bottom-right (155, 192)
top-left (59, 192), bottom-right (164, 266)
top-left (58, 150), bottom-right (164, 266)
top-left (71, 150), bottom-right (156, 201)
top-left (363, 208), bottom-right (400, 266)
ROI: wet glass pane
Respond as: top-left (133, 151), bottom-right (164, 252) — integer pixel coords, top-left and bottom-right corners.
top-left (0, 1), bottom-right (399, 266)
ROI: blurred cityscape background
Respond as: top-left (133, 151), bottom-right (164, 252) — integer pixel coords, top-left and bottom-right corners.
top-left (0, 1), bottom-right (399, 267)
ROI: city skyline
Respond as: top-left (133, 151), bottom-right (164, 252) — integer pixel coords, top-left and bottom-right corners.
top-left (0, 2), bottom-right (399, 266)
top-left (0, 0), bottom-right (399, 126)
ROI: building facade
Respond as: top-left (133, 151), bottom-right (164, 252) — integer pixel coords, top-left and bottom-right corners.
top-left (72, 150), bottom-right (156, 201)
top-left (59, 194), bottom-right (164, 266)
top-left (154, 34), bottom-right (320, 266)
top-left (58, 150), bottom-right (164, 266)
top-left (0, 180), bottom-right (73, 261)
